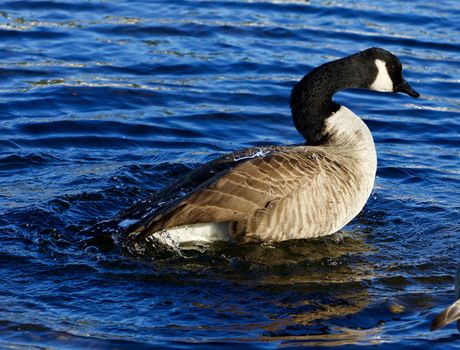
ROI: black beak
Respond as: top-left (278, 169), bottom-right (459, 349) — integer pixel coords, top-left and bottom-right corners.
top-left (395, 79), bottom-right (420, 98)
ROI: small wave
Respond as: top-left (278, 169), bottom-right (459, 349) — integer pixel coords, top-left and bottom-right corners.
top-left (1, 0), bottom-right (109, 12)
top-left (0, 152), bottom-right (63, 171)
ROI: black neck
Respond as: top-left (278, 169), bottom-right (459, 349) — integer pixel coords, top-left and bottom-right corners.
top-left (290, 52), bottom-right (375, 145)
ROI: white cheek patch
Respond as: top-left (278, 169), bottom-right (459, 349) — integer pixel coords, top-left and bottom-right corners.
top-left (370, 59), bottom-right (393, 92)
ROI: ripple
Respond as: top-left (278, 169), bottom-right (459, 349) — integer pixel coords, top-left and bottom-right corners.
top-left (0, 152), bottom-right (63, 171)
top-left (0, 27), bottom-right (69, 39)
top-left (0, 0), bottom-right (110, 12)
top-left (15, 120), bottom-right (206, 138)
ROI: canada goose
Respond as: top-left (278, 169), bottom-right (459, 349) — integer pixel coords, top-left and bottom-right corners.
top-left (431, 266), bottom-right (460, 331)
top-left (96, 47), bottom-right (419, 246)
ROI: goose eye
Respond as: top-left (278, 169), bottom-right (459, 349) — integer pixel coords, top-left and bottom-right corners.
top-left (387, 63), bottom-right (396, 72)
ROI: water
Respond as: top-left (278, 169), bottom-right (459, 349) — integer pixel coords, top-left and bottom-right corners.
top-left (0, 0), bottom-right (459, 348)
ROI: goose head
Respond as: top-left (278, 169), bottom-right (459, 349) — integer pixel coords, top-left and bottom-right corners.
top-left (365, 48), bottom-right (419, 97)
top-left (290, 47), bottom-right (420, 145)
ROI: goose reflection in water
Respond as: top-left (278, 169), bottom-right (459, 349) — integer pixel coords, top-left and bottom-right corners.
top-left (133, 229), bottom-right (413, 346)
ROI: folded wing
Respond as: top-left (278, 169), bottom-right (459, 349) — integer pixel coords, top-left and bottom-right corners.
top-left (123, 145), bottom-right (356, 244)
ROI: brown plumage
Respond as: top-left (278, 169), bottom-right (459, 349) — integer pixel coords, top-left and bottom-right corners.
top-left (124, 141), bottom-right (373, 244)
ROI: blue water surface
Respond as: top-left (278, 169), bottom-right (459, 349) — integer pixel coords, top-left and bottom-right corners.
top-left (0, 0), bottom-right (459, 349)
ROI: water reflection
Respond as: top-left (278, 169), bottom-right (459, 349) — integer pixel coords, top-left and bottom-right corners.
top-left (122, 230), bottom-right (384, 344)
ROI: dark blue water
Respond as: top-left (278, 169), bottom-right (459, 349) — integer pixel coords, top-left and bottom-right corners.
top-left (1, 0), bottom-right (459, 348)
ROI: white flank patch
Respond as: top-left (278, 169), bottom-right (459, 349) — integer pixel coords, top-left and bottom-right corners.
top-left (152, 222), bottom-right (233, 245)
top-left (370, 59), bottom-right (393, 92)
